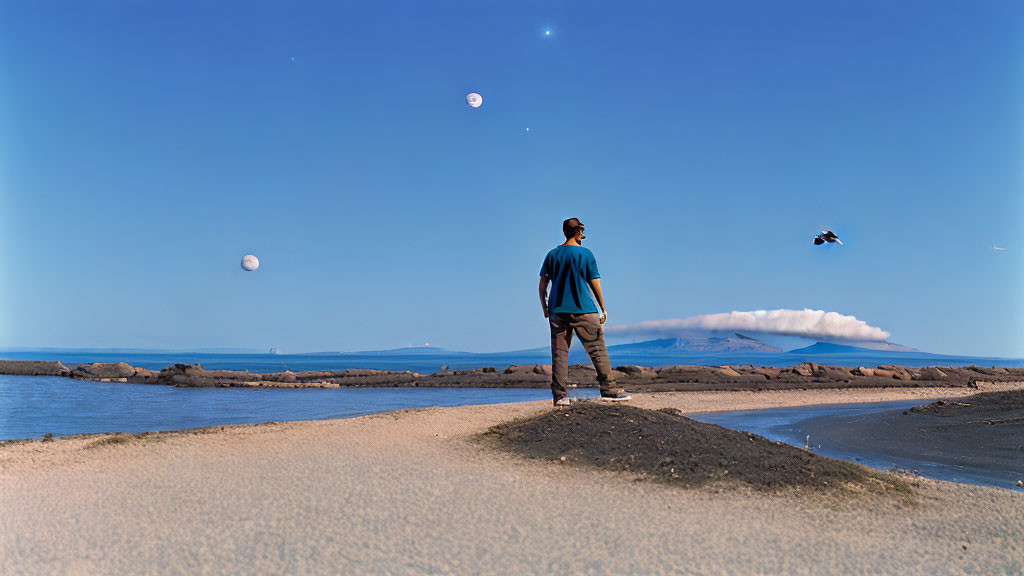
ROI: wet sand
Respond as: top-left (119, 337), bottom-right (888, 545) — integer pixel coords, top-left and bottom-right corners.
top-left (3, 387), bottom-right (1023, 575)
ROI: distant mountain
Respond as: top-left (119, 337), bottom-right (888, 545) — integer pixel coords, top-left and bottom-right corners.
top-left (788, 341), bottom-right (918, 355)
top-left (841, 341), bottom-right (919, 352)
top-left (344, 346), bottom-right (454, 356)
top-left (609, 333), bottom-right (781, 354)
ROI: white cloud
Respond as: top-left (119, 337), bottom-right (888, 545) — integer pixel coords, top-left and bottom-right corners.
top-left (606, 309), bottom-right (890, 342)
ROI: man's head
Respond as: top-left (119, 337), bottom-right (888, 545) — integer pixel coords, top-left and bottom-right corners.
top-left (562, 218), bottom-right (586, 241)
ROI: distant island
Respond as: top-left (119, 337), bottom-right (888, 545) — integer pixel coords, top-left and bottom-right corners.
top-left (296, 334), bottom-right (969, 362)
top-left (604, 334), bottom-right (782, 354)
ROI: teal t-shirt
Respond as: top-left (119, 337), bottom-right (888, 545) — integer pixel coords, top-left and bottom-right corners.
top-left (540, 245), bottom-right (600, 314)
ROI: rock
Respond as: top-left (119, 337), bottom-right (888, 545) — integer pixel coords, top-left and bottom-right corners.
top-left (73, 362), bottom-right (136, 379)
top-left (853, 367), bottom-right (875, 377)
top-left (872, 369), bottom-right (896, 379)
top-left (656, 365), bottom-right (693, 375)
top-left (482, 366), bottom-right (496, 373)
top-left (878, 365), bottom-right (913, 380)
top-left (452, 368), bottom-right (489, 376)
top-left (132, 367), bottom-right (159, 383)
top-left (1017, 480), bottom-right (1023, 487)
top-left (791, 363), bottom-right (816, 377)
top-left (752, 367), bottom-right (780, 380)
top-left (916, 366), bottom-right (948, 381)
top-left (156, 364), bottom-right (219, 387)
top-left (655, 365), bottom-right (709, 379)
top-left (615, 365), bottom-right (656, 378)
top-left (502, 364), bottom-right (550, 376)
top-left (504, 365), bottom-right (535, 375)
top-left (289, 371), bottom-right (334, 380)
top-left (255, 371), bottom-right (298, 383)
top-left (820, 365), bottom-right (851, 379)
top-left (337, 369), bottom-right (395, 377)
top-left (0, 360), bottom-right (72, 376)
top-left (716, 366), bottom-right (742, 378)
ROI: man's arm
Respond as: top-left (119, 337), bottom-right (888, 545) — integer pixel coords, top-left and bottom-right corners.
top-left (587, 278), bottom-right (607, 324)
top-left (538, 277), bottom-right (550, 318)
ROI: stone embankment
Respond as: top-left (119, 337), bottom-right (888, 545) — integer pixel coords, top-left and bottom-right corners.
top-left (2, 359), bottom-right (1023, 392)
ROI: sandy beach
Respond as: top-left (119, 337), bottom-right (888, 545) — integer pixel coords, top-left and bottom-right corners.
top-left (3, 387), bottom-right (1023, 575)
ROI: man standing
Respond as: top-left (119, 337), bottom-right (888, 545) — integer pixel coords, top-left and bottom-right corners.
top-left (539, 218), bottom-right (631, 406)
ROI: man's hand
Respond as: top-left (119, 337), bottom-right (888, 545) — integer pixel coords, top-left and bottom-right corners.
top-left (539, 277), bottom-right (550, 320)
top-left (587, 278), bottom-right (608, 325)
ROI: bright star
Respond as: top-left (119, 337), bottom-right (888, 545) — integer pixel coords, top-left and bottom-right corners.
top-left (544, 29), bottom-right (551, 36)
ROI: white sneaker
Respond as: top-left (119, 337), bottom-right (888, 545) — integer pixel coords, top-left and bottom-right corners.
top-left (600, 391), bottom-right (632, 402)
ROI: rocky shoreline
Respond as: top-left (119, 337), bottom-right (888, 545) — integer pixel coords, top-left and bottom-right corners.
top-left (2, 359), bottom-right (1022, 392)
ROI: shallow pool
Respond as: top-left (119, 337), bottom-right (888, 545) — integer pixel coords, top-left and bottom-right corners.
top-left (0, 375), bottom-right (596, 440)
top-left (691, 401), bottom-right (1023, 491)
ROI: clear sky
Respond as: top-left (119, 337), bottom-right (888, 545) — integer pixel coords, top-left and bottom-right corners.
top-left (2, 1), bottom-right (1022, 356)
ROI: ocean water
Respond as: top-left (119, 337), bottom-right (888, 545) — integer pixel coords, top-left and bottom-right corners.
top-left (1, 349), bottom-right (1022, 374)
top-left (0, 375), bottom-right (598, 441)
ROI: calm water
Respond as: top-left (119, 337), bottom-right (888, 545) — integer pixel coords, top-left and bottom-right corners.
top-left (0, 375), bottom-right (597, 441)
top-left (691, 401), bottom-right (1022, 491)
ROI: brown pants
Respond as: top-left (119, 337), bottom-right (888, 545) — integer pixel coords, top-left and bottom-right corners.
top-left (549, 312), bottom-right (620, 400)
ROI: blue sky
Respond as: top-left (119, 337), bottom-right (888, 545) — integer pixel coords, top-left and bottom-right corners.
top-left (2, 0), bottom-right (1022, 356)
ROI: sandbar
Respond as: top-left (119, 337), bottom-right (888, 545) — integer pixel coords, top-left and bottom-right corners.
top-left (2, 387), bottom-right (1022, 575)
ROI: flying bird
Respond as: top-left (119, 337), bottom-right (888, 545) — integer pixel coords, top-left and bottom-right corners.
top-left (813, 230), bottom-right (843, 246)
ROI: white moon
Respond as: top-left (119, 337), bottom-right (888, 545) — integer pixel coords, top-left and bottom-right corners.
top-left (241, 254), bottom-right (260, 271)
top-left (466, 92), bottom-right (482, 108)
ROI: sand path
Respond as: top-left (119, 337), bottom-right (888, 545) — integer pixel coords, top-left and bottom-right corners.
top-left (3, 387), bottom-right (1022, 575)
